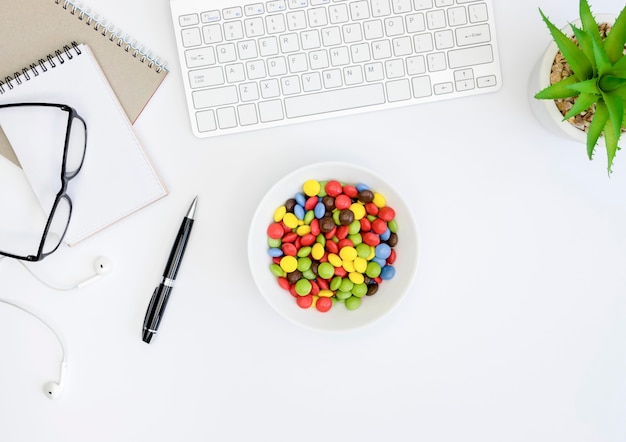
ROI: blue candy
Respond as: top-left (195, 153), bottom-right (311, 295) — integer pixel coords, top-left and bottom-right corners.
top-left (295, 192), bottom-right (306, 206)
top-left (294, 204), bottom-right (305, 220)
top-left (268, 248), bottom-right (283, 257)
top-left (314, 201), bottom-right (326, 219)
top-left (356, 183), bottom-right (370, 192)
top-left (380, 265), bottom-right (396, 280)
top-left (375, 243), bottom-right (391, 260)
top-left (380, 228), bottom-right (391, 241)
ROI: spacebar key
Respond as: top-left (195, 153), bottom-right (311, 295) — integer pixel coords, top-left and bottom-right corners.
top-left (285, 84), bottom-right (386, 118)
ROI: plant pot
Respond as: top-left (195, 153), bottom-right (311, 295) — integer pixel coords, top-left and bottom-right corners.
top-left (528, 14), bottom-right (616, 143)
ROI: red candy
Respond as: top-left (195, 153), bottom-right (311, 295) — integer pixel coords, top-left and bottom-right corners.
top-left (378, 206), bottom-right (395, 222)
top-left (371, 218), bottom-right (388, 234)
top-left (342, 185), bottom-right (358, 198)
top-left (267, 222), bottom-right (284, 239)
top-left (334, 194), bottom-right (351, 210)
top-left (315, 297), bottom-right (332, 312)
top-left (325, 180), bottom-right (343, 197)
top-left (297, 294), bottom-right (314, 309)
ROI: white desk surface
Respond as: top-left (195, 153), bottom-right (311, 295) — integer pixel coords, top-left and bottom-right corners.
top-left (2, 1), bottom-right (626, 441)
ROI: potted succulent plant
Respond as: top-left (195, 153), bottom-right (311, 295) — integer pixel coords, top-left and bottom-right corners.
top-left (530, 0), bottom-right (626, 174)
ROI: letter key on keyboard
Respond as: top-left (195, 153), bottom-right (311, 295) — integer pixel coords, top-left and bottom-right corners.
top-left (170, 0), bottom-right (502, 138)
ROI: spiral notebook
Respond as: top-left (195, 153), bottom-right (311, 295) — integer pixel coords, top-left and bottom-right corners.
top-left (0, 44), bottom-right (167, 246)
top-left (0, 0), bottom-right (167, 166)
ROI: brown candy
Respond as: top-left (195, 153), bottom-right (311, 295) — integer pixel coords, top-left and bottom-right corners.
top-left (358, 189), bottom-right (374, 203)
top-left (366, 283), bottom-right (379, 296)
top-left (284, 198), bottom-right (297, 212)
top-left (319, 216), bottom-right (335, 233)
top-left (286, 270), bottom-right (302, 284)
top-left (322, 196), bottom-right (335, 211)
top-left (338, 209), bottom-right (355, 226)
top-left (386, 232), bottom-right (398, 247)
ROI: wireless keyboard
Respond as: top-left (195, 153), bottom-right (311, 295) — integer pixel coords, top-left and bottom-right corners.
top-left (170, 0), bottom-right (502, 138)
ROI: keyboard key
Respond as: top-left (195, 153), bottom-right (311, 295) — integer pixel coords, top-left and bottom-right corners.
top-left (285, 84), bottom-right (385, 117)
top-left (192, 86), bottom-right (239, 109)
top-left (181, 28), bottom-right (202, 47)
top-left (185, 47), bottom-right (216, 68)
top-left (448, 44), bottom-right (493, 68)
top-left (179, 14), bottom-right (199, 27)
top-left (386, 79), bottom-right (411, 102)
top-left (456, 24), bottom-right (491, 46)
top-left (238, 103), bottom-right (259, 125)
top-left (259, 99), bottom-right (284, 121)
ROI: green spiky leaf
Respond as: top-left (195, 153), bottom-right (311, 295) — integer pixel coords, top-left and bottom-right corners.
top-left (570, 24), bottom-right (596, 73)
top-left (534, 75), bottom-right (580, 99)
top-left (605, 6), bottom-right (626, 63)
top-left (603, 115), bottom-right (620, 173)
top-left (567, 78), bottom-right (601, 95)
top-left (562, 93), bottom-right (598, 120)
top-left (540, 8), bottom-right (593, 80)
top-left (602, 91), bottom-right (624, 141)
top-left (587, 99), bottom-right (610, 159)
top-left (579, 0), bottom-right (602, 45)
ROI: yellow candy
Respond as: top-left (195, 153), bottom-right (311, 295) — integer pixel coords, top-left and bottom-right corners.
top-left (311, 243), bottom-right (325, 260)
top-left (318, 289), bottom-right (333, 298)
top-left (342, 260), bottom-right (355, 273)
top-left (282, 212), bottom-right (299, 229)
top-left (339, 246), bottom-right (357, 261)
top-left (303, 179), bottom-right (321, 197)
top-left (279, 256), bottom-right (298, 273)
top-left (328, 253), bottom-right (342, 267)
top-left (354, 256), bottom-right (368, 273)
top-left (273, 205), bottom-right (287, 223)
top-left (296, 225), bottom-right (311, 236)
top-left (349, 203), bottom-right (366, 220)
top-left (372, 192), bottom-right (386, 208)
top-left (349, 272), bottom-right (365, 285)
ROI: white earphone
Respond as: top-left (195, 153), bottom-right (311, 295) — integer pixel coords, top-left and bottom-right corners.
top-left (43, 361), bottom-right (67, 399)
top-left (14, 256), bottom-right (112, 290)
top-left (0, 298), bottom-right (68, 399)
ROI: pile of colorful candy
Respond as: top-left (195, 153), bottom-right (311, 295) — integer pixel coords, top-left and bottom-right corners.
top-left (266, 179), bottom-right (398, 312)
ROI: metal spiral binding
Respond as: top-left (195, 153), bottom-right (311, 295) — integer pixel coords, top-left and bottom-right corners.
top-left (0, 42), bottom-right (81, 95)
top-left (54, 0), bottom-right (167, 73)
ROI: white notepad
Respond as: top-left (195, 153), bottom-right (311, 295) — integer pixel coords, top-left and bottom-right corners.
top-left (0, 44), bottom-right (167, 245)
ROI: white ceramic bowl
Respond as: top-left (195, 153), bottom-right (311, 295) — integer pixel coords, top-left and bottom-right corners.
top-left (248, 162), bottom-right (419, 332)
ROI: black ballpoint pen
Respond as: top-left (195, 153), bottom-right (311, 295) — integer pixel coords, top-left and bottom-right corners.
top-left (142, 196), bottom-right (197, 344)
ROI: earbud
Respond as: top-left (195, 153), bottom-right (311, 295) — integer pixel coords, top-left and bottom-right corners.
top-left (74, 256), bottom-right (112, 288)
top-left (11, 255), bottom-right (113, 291)
top-left (44, 361), bottom-right (67, 399)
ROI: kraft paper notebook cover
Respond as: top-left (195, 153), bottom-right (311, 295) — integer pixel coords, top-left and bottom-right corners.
top-left (0, 44), bottom-right (167, 245)
top-left (0, 0), bottom-right (168, 166)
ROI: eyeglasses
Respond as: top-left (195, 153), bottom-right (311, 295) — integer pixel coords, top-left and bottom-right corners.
top-left (0, 103), bottom-right (87, 261)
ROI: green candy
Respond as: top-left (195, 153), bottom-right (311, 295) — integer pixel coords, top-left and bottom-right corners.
top-left (330, 276), bottom-right (342, 291)
top-left (318, 262), bottom-right (335, 280)
top-left (295, 279), bottom-right (312, 296)
top-left (335, 290), bottom-right (352, 300)
top-left (297, 256), bottom-right (312, 271)
top-left (348, 220), bottom-right (361, 235)
top-left (297, 247), bottom-right (312, 258)
top-left (268, 237), bottom-right (282, 247)
top-left (351, 283), bottom-right (368, 298)
top-left (348, 233), bottom-right (362, 245)
top-left (345, 296), bottom-right (361, 310)
top-left (366, 261), bottom-right (381, 278)
top-left (339, 278), bottom-right (354, 293)
top-left (302, 269), bottom-right (316, 280)
top-left (356, 243), bottom-right (371, 258)
top-left (304, 210), bottom-right (315, 224)
top-left (388, 219), bottom-right (398, 233)
top-left (270, 263), bottom-right (284, 277)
